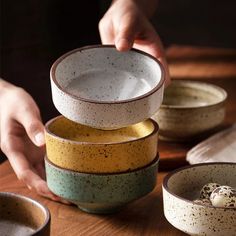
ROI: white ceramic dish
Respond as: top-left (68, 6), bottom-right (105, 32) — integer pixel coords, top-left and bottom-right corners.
top-left (50, 45), bottom-right (165, 129)
top-left (162, 163), bottom-right (236, 236)
top-left (152, 80), bottom-right (227, 141)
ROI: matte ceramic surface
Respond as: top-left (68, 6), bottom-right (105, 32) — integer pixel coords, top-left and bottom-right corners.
top-left (45, 155), bottom-right (159, 214)
top-left (50, 45), bottom-right (165, 129)
top-left (162, 163), bottom-right (236, 236)
top-left (152, 80), bottom-right (227, 141)
top-left (0, 192), bottom-right (50, 236)
top-left (45, 116), bottom-right (158, 173)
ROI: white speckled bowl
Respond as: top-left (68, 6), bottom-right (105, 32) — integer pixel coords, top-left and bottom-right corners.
top-left (152, 80), bottom-right (227, 141)
top-left (50, 45), bottom-right (165, 129)
top-left (162, 163), bottom-right (236, 236)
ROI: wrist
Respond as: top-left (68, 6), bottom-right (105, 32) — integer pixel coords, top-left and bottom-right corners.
top-left (112, 0), bottom-right (158, 18)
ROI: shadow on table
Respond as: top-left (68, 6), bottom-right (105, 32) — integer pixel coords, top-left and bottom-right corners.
top-left (100, 194), bottom-right (182, 235)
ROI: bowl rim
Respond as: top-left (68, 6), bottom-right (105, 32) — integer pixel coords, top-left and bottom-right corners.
top-left (162, 162), bottom-right (236, 210)
top-left (50, 44), bottom-right (165, 104)
top-left (44, 115), bottom-right (159, 146)
top-left (45, 154), bottom-right (159, 175)
top-left (0, 192), bottom-right (51, 234)
top-left (161, 80), bottom-right (227, 109)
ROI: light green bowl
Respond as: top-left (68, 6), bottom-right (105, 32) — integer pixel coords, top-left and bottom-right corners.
top-left (45, 156), bottom-right (159, 214)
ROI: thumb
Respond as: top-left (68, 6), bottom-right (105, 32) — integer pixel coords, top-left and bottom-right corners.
top-left (24, 119), bottom-right (45, 147)
top-left (16, 109), bottom-right (45, 147)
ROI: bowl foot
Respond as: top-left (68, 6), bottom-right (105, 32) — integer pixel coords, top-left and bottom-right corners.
top-left (74, 202), bottom-right (125, 214)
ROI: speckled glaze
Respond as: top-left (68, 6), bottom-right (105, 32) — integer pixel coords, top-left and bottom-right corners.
top-left (45, 116), bottom-right (158, 173)
top-left (152, 80), bottom-right (227, 141)
top-left (45, 155), bottom-right (159, 214)
top-left (0, 192), bottom-right (50, 236)
top-left (162, 163), bottom-right (236, 236)
top-left (50, 45), bottom-right (165, 130)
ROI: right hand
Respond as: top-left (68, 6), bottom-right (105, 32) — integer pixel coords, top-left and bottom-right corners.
top-left (99, 0), bottom-right (170, 86)
top-left (0, 80), bottom-right (68, 203)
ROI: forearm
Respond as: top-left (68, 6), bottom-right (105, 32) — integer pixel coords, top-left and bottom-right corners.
top-left (112, 0), bottom-right (158, 18)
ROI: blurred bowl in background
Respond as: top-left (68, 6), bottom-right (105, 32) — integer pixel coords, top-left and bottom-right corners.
top-left (152, 80), bottom-right (227, 141)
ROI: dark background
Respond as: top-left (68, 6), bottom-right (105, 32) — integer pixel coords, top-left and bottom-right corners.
top-left (0, 0), bottom-right (236, 162)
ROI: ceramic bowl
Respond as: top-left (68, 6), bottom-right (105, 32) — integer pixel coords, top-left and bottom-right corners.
top-left (50, 45), bottom-right (165, 130)
top-left (152, 80), bottom-right (227, 141)
top-left (0, 192), bottom-right (50, 236)
top-left (45, 115), bottom-right (158, 173)
top-left (162, 163), bottom-right (236, 236)
top-left (45, 155), bottom-right (159, 214)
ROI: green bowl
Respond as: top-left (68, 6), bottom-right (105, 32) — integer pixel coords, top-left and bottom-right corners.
top-left (45, 156), bottom-right (159, 214)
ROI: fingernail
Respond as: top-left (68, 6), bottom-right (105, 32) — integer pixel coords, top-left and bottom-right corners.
top-left (34, 132), bottom-right (45, 146)
top-left (116, 38), bottom-right (131, 51)
top-left (27, 185), bottom-right (32, 190)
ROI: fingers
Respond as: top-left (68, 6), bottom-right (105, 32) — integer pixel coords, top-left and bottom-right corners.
top-left (18, 110), bottom-right (45, 147)
top-left (2, 142), bottom-right (69, 204)
top-left (13, 90), bottom-right (45, 147)
top-left (115, 14), bottom-right (137, 51)
top-left (99, 3), bottom-right (137, 51)
top-left (98, 16), bottom-right (115, 45)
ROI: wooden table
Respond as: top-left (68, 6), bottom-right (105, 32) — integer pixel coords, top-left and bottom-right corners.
top-left (1, 46), bottom-right (236, 236)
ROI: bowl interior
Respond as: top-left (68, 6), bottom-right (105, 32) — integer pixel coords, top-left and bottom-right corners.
top-left (46, 116), bottom-right (156, 144)
top-left (0, 192), bottom-right (50, 236)
top-left (165, 163), bottom-right (236, 201)
top-left (52, 46), bottom-right (163, 102)
top-left (162, 80), bottom-right (226, 108)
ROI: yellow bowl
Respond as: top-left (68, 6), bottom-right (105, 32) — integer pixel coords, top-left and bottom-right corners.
top-left (45, 116), bottom-right (158, 173)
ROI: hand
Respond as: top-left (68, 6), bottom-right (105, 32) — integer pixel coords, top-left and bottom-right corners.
top-left (0, 80), bottom-right (67, 203)
top-left (99, 0), bottom-right (170, 85)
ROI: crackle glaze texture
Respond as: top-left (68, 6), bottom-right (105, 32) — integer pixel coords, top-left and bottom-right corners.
top-left (162, 163), bottom-right (236, 236)
top-left (152, 80), bottom-right (227, 141)
top-left (50, 45), bottom-right (165, 130)
top-left (0, 192), bottom-right (50, 236)
top-left (45, 116), bottom-right (158, 173)
top-left (45, 156), bottom-right (159, 214)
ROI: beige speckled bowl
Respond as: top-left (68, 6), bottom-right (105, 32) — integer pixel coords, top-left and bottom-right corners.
top-left (45, 116), bottom-right (158, 173)
top-left (0, 192), bottom-right (50, 236)
top-left (162, 163), bottom-right (236, 236)
top-left (50, 45), bottom-right (165, 130)
top-left (152, 80), bottom-right (227, 141)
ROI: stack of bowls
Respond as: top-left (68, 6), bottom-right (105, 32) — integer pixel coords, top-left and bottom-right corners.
top-left (45, 45), bottom-right (165, 213)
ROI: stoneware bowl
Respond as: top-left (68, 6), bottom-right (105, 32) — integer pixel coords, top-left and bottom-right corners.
top-left (50, 45), bottom-right (165, 130)
top-left (152, 80), bottom-right (227, 141)
top-left (0, 192), bottom-right (50, 236)
top-left (45, 155), bottom-right (159, 214)
top-left (45, 115), bottom-right (158, 173)
top-left (162, 163), bottom-right (236, 236)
